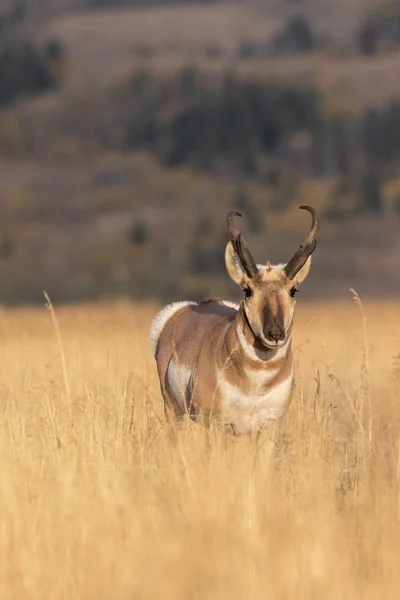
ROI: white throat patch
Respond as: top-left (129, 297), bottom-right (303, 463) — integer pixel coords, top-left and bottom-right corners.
top-left (218, 364), bottom-right (294, 433)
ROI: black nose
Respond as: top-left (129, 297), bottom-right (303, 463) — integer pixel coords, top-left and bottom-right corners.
top-left (266, 327), bottom-right (284, 343)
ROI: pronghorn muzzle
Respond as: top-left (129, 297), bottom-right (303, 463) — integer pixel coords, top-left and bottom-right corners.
top-left (284, 205), bottom-right (319, 280)
top-left (265, 324), bottom-right (285, 344)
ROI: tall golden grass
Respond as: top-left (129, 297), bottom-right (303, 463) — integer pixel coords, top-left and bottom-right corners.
top-left (0, 294), bottom-right (399, 599)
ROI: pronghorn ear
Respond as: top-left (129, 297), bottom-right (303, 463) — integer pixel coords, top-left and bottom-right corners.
top-left (295, 256), bottom-right (312, 285)
top-left (225, 242), bottom-right (246, 286)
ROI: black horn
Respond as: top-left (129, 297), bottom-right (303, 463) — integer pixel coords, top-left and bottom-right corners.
top-left (227, 211), bottom-right (259, 278)
top-left (284, 206), bottom-right (319, 280)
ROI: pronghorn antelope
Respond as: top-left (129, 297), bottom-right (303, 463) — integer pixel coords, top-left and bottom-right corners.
top-left (150, 206), bottom-right (319, 438)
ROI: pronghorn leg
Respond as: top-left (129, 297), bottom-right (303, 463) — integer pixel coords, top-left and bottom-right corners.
top-left (162, 394), bottom-right (187, 445)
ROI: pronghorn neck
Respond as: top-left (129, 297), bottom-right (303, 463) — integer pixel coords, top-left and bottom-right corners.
top-left (216, 300), bottom-right (295, 432)
top-left (230, 302), bottom-right (292, 365)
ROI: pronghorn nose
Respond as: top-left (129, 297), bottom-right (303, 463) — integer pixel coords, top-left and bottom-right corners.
top-left (266, 326), bottom-right (284, 343)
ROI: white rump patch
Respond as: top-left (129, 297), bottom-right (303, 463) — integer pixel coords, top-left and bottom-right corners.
top-left (149, 301), bottom-right (197, 356)
top-left (167, 358), bottom-right (193, 412)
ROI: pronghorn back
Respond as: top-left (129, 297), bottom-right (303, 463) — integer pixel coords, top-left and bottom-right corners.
top-left (150, 299), bottom-right (239, 422)
top-left (151, 299), bottom-right (238, 359)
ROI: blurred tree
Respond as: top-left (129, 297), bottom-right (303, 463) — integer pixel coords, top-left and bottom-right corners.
top-left (394, 194), bottom-right (400, 215)
top-left (0, 229), bottom-right (14, 260)
top-left (358, 168), bottom-right (384, 214)
top-left (0, 0), bottom-right (26, 39)
top-left (361, 103), bottom-right (400, 169)
top-left (237, 41), bottom-right (264, 60)
top-left (195, 215), bottom-right (213, 238)
top-left (269, 172), bottom-right (299, 212)
top-left (179, 65), bottom-right (199, 104)
top-left (363, 108), bottom-right (383, 165)
top-left (358, 20), bottom-right (378, 55)
top-left (187, 213), bottom-right (225, 276)
top-left (0, 41), bottom-right (60, 106)
top-left (266, 168), bottom-right (279, 187)
top-left (129, 68), bottom-right (152, 98)
top-left (324, 178), bottom-right (354, 220)
top-left (330, 117), bottom-right (350, 176)
top-left (122, 69), bottom-right (322, 176)
top-left (45, 39), bottom-right (64, 62)
top-left (272, 15), bottom-right (315, 54)
top-left (204, 44), bottom-right (222, 59)
top-left (128, 219), bottom-right (149, 245)
top-left (125, 69), bottom-right (159, 149)
top-left (0, 0), bottom-right (64, 111)
top-left (357, 3), bottom-right (400, 55)
top-left (194, 99), bottom-right (218, 172)
top-left (235, 174), bottom-right (260, 233)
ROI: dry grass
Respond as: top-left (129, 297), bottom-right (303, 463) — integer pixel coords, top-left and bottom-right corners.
top-left (0, 295), bottom-right (399, 598)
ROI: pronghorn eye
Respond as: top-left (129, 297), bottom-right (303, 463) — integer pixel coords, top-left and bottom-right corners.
top-left (290, 287), bottom-right (298, 298)
top-left (243, 287), bottom-right (252, 298)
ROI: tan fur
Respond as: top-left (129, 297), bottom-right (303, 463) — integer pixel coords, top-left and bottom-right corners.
top-left (151, 247), bottom-right (313, 435)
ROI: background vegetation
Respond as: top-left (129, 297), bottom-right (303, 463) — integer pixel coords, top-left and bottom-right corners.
top-left (0, 0), bottom-right (399, 304)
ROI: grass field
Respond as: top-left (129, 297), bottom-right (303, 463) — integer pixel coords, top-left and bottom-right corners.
top-left (0, 294), bottom-right (399, 598)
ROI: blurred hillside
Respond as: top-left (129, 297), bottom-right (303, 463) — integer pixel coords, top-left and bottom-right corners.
top-left (0, 0), bottom-right (400, 304)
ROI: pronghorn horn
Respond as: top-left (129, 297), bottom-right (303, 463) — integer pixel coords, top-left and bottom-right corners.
top-left (284, 205), bottom-right (319, 280)
top-left (227, 211), bottom-right (259, 278)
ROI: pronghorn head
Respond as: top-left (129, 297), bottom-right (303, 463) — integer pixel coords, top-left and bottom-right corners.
top-left (225, 206), bottom-right (319, 350)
